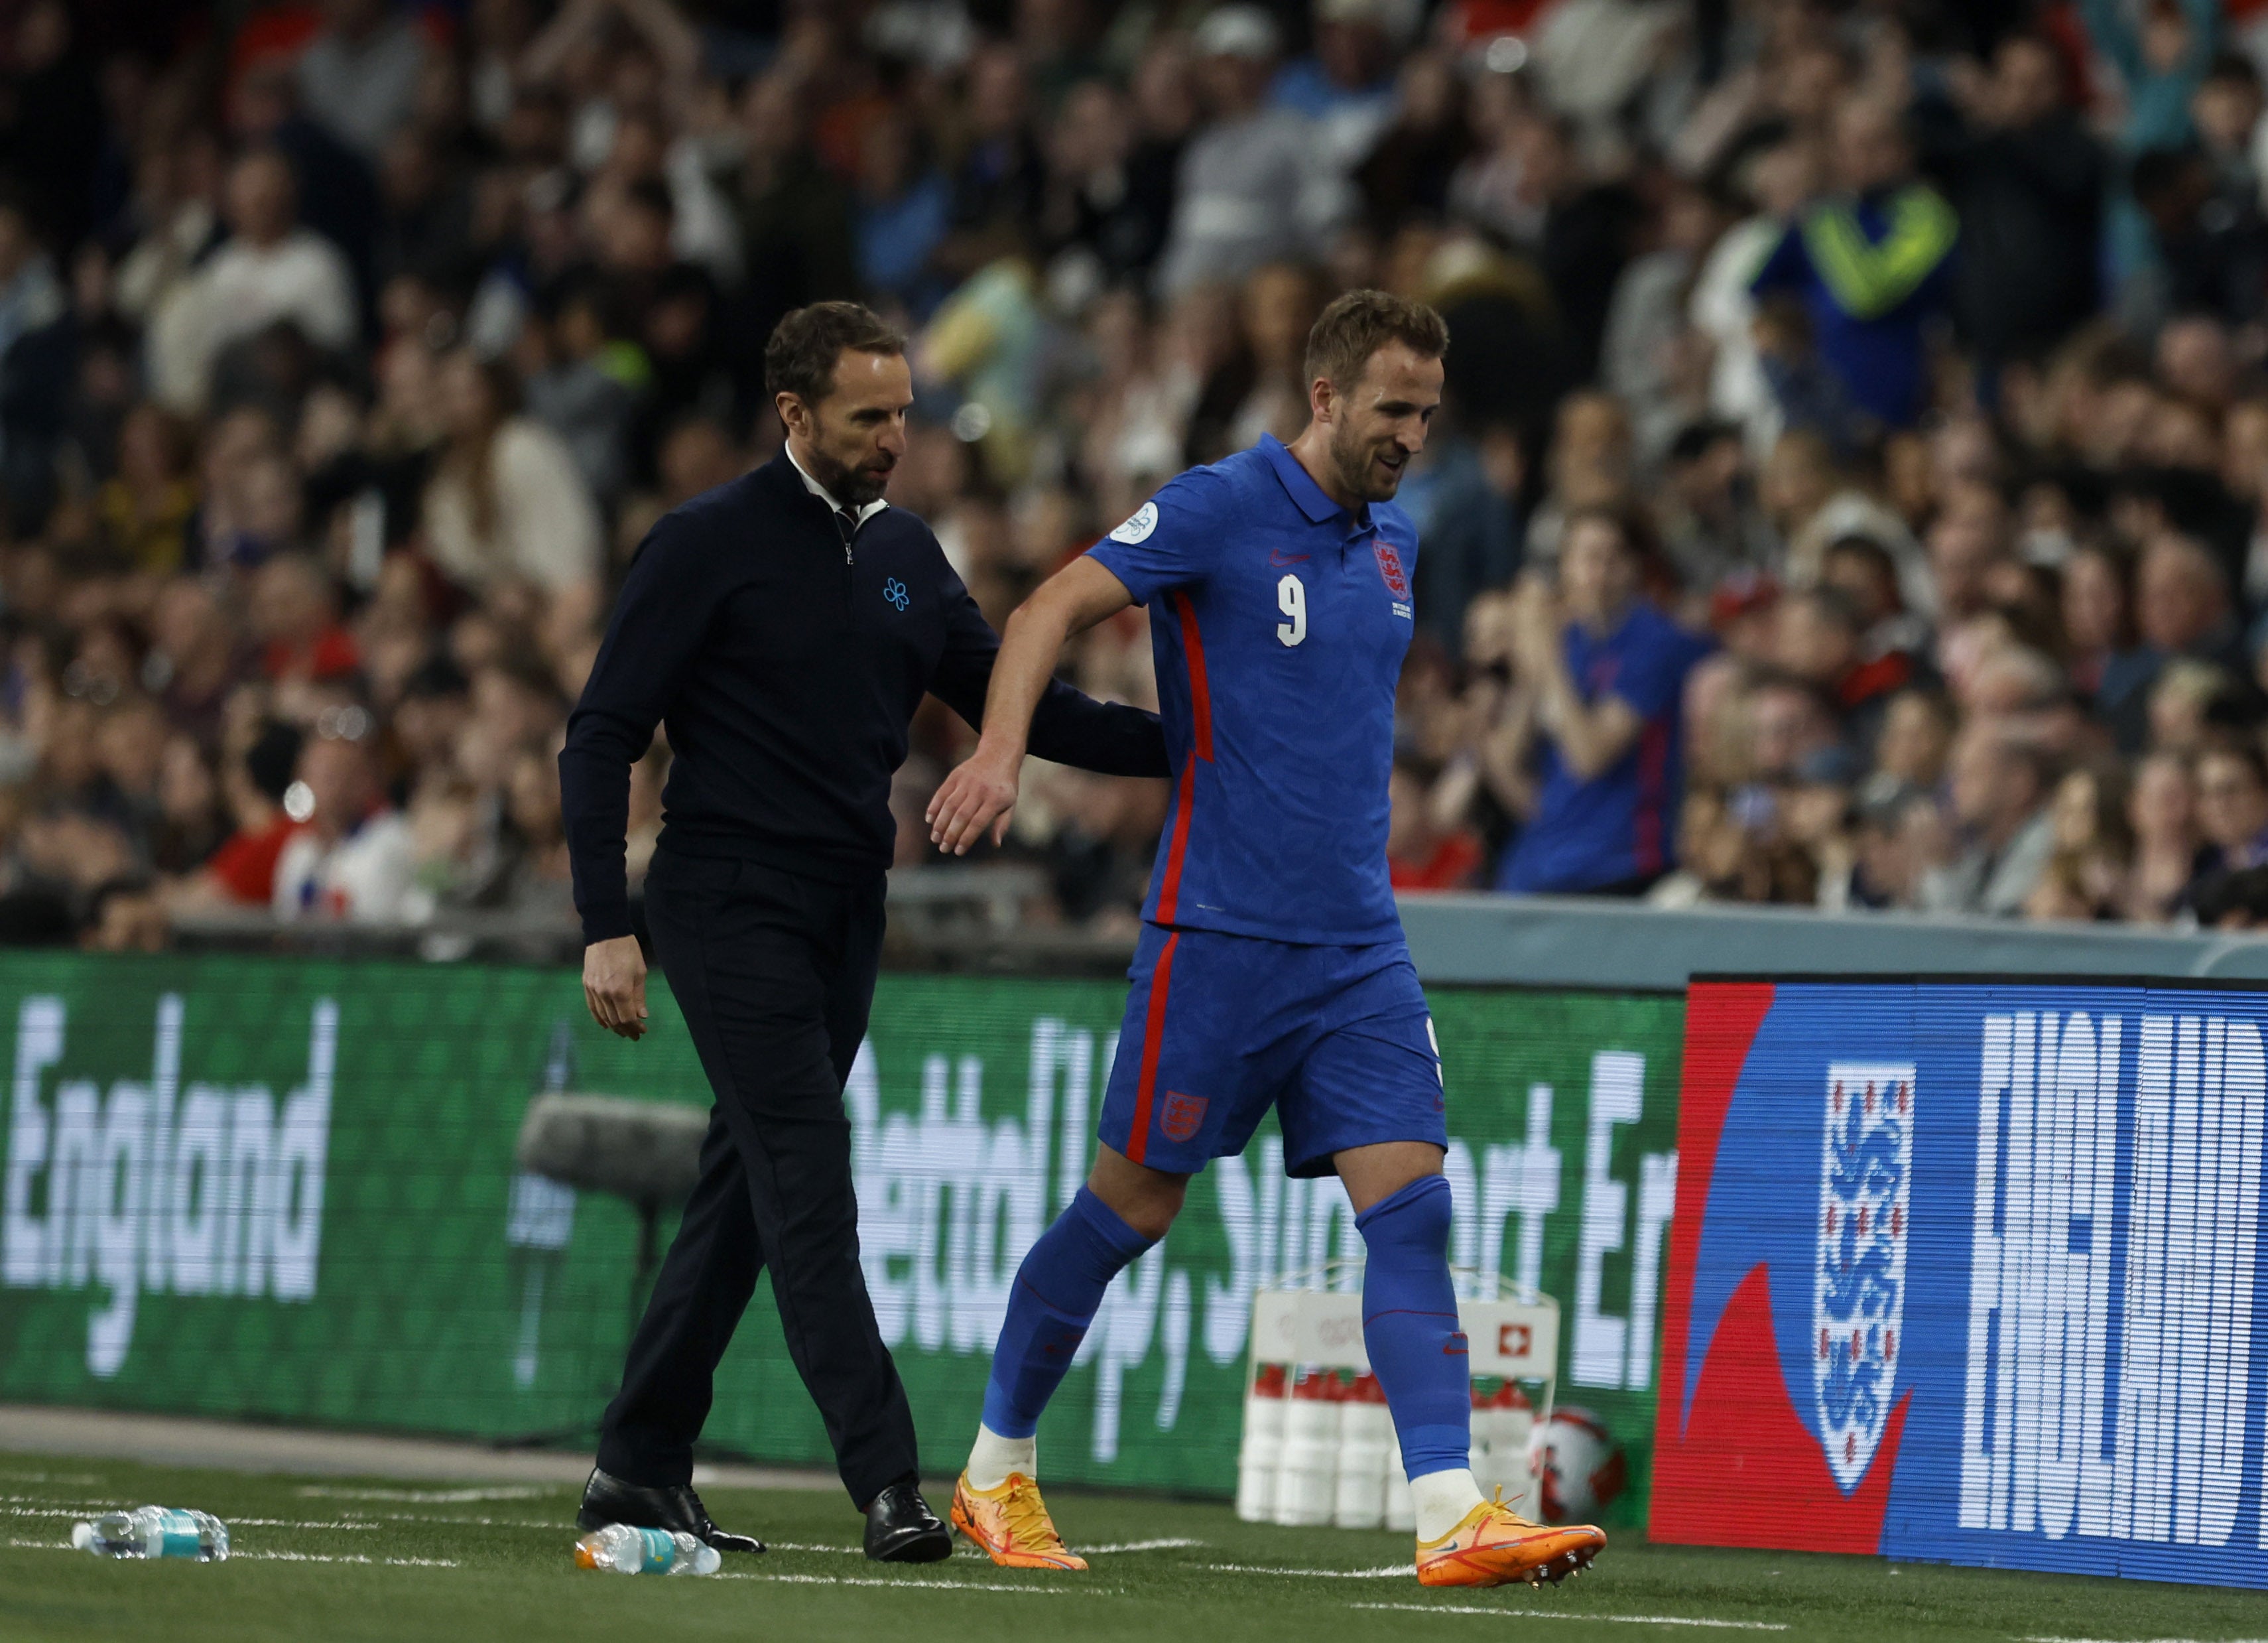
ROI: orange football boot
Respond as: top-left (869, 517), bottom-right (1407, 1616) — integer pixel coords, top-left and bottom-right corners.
top-left (1415, 1496), bottom-right (1606, 1589)
top-left (950, 1472), bottom-right (1089, 1571)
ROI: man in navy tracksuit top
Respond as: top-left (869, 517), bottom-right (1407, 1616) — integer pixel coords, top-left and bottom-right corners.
top-left (558, 302), bottom-right (1168, 1562)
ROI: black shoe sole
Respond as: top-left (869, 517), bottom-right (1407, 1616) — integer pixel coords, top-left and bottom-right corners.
top-left (867, 1525), bottom-right (954, 1563)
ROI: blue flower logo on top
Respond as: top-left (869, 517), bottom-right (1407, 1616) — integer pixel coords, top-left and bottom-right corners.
top-left (883, 578), bottom-right (910, 612)
top-left (1813, 1061), bottom-right (1913, 1492)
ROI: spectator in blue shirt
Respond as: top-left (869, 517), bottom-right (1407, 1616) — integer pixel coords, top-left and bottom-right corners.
top-left (1498, 509), bottom-right (1713, 895)
top-left (854, 108), bottom-right (953, 318)
top-left (1751, 96), bottom-right (1958, 432)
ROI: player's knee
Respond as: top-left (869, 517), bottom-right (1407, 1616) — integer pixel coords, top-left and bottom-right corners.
top-left (1355, 1171), bottom-right (1452, 1258)
top-left (1089, 1174), bottom-right (1184, 1242)
top-left (1113, 1178), bottom-right (1185, 1242)
top-left (1087, 1148), bottom-right (1188, 1241)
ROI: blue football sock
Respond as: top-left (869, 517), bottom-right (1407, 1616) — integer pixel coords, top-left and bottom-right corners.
top-left (1357, 1173), bottom-right (1472, 1481)
top-left (980, 1186), bottom-right (1157, 1439)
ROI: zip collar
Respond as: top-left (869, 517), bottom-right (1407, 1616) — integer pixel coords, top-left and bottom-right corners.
top-left (784, 442), bottom-right (889, 528)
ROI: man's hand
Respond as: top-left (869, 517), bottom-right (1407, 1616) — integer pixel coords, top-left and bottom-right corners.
top-left (584, 934), bottom-right (649, 1039)
top-left (926, 746), bottom-right (1021, 856)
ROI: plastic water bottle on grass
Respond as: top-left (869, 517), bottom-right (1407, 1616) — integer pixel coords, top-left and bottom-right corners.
top-left (574, 1524), bottom-right (720, 1576)
top-left (72, 1507), bottom-right (230, 1561)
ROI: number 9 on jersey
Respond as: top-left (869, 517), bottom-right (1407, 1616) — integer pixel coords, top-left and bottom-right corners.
top-left (1277, 573), bottom-right (1306, 647)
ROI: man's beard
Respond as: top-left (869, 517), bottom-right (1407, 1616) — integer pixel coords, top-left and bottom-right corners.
top-left (808, 442), bottom-right (893, 507)
top-left (1331, 427), bottom-right (1403, 503)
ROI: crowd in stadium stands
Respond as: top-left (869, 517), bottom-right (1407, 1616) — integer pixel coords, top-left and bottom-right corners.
top-left (25, 0), bottom-right (2268, 947)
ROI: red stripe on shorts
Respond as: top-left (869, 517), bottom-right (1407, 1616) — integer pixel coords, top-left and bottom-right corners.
top-left (1125, 931), bottom-right (1180, 1167)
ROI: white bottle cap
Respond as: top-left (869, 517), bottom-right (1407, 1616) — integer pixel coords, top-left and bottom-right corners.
top-left (70, 1521), bottom-right (94, 1551)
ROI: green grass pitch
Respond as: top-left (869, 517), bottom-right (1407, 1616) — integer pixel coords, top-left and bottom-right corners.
top-left (6, 1457), bottom-right (2268, 1642)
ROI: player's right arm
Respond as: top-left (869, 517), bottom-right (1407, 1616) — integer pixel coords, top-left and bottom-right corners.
top-left (928, 470), bottom-right (1231, 854)
top-left (926, 555), bottom-right (1135, 854)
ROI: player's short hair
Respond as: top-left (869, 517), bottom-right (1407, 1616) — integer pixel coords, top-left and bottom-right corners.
top-left (765, 301), bottom-right (907, 409)
top-left (1304, 289), bottom-right (1448, 391)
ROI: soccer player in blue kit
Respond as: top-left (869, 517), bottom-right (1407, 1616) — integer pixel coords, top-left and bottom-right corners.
top-left (924, 291), bottom-right (1607, 1589)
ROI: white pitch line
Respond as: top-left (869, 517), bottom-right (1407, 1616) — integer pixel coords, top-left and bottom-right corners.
top-left (1201, 1562), bottom-right (1414, 1579)
top-left (236, 1550), bottom-right (463, 1569)
top-left (1084, 1538), bottom-right (1206, 1553)
top-left (298, 1486), bottom-right (556, 1503)
top-left (5, 1539), bottom-right (457, 1569)
top-left (0, 1507), bottom-right (381, 1531)
top-left (717, 1572), bottom-right (1084, 1593)
top-left (1354, 1603), bottom-right (1789, 1632)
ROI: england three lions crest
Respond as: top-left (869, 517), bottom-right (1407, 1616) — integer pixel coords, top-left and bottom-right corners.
top-left (1813, 1061), bottom-right (1913, 1491)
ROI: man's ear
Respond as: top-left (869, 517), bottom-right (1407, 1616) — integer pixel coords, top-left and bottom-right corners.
top-left (1309, 374), bottom-right (1336, 425)
top-left (775, 392), bottom-right (805, 440)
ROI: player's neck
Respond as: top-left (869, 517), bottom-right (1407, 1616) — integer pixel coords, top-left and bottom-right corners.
top-left (1287, 425), bottom-right (1366, 518)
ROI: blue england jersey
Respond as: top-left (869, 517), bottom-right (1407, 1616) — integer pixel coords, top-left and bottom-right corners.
top-left (1088, 434), bottom-right (1415, 945)
top-left (1499, 602), bottom-right (1711, 893)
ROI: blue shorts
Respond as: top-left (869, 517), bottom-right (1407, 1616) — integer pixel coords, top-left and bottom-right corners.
top-left (1096, 923), bottom-right (1446, 1179)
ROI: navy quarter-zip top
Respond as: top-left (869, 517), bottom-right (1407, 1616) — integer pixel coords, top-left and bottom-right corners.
top-left (560, 450), bottom-right (1172, 944)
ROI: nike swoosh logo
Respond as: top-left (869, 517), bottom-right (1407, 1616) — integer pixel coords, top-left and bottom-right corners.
top-left (1269, 550), bottom-right (1309, 566)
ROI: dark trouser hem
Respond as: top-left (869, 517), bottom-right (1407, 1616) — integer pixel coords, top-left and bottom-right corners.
top-left (594, 854), bottom-right (919, 1507)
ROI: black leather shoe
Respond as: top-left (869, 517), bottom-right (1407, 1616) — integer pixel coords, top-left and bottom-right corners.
top-left (863, 1477), bottom-right (952, 1563)
top-left (578, 1467), bottom-right (765, 1555)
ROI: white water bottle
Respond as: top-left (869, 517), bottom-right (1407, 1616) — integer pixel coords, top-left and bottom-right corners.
top-left (1273, 1369), bottom-right (1342, 1526)
top-left (73, 1507), bottom-right (229, 1561)
top-left (1383, 1431), bottom-right (1415, 1533)
top-left (574, 1524), bottom-right (721, 1575)
top-left (1236, 1362), bottom-right (1288, 1522)
top-left (1334, 1372), bottom-right (1391, 1530)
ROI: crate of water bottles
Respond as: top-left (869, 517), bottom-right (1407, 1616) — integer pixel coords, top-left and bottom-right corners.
top-left (1235, 1268), bottom-right (1558, 1530)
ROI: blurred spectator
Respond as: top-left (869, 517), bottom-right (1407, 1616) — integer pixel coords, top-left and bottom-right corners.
top-left (1497, 509), bottom-right (1712, 894)
top-left (2118, 749), bottom-right (2200, 921)
top-left (2190, 741), bottom-right (2268, 901)
top-left (1919, 31), bottom-right (2108, 378)
top-left (295, 0), bottom-right (431, 161)
top-left (15, 0), bottom-right (2268, 950)
top-left (150, 148), bottom-right (357, 411)
top-left (253, 555), bottom-right (360, 684)
top-left (1156, 7), bottom-right (1332, 295)
top-left (273, 729), bottom-right (417, 923)
top-left (1751, 97), bottom-right (1958, 432)
top-left (1922, 724), bottom-right (2058, 916)
top-left (174, 719), bottom-right (306, 910)
top-left (855, 107), bottom-right (951, 314)
top-left (97, 404), bottom-right (196, 573)
top-left (1388, 753), bottom-right (1483, 890)
top-left (423, 349), bottom-right (603, 625)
